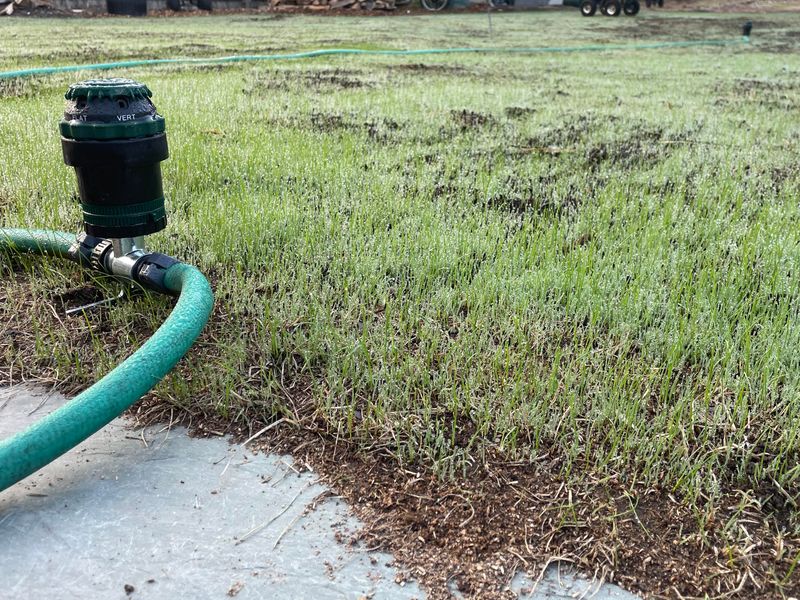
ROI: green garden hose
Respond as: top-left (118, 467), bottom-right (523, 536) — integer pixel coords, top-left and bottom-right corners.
top-left (0, 228), bottom-right (213, 492)
top-left (0, 38), bottom-right (748, 81)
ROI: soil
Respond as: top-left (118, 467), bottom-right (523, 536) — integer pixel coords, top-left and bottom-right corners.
top-left (50, 285), bottom-right (107, 311)
top-left (450, 109), bottom-right (495, 131)
top-left (392, 63), bottom-right (470, 75)
top-left (304, 110), bottom-right (400, 141)
top-left (246, 68), bottom-right (371, 93)
top-left (504, 106), bottom-right (536, 119)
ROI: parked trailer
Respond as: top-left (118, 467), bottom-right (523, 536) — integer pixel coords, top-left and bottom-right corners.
top-left (564, 0), bottom-right (639, 16)
top-left (419, 0), bottom-right (639, 13)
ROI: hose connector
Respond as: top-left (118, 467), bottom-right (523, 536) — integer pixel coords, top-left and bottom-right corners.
top-left (131, 253), bottom-right (181, 296)
top-left (67, 232), bottom-right (108, 267)
top-left (67, 232), bottom-right (182, 296)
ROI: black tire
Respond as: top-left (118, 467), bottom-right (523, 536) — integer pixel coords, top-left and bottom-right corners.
top-left (623, 0), bottom-right (639, 14)
top-left (106, 0), bottom-right (147, 15)
top-left (580, 0), bottom-right (596, 15)
top-left (196, 0), bottom-right (212, 9)
top-left (421, 0), bottom-right (448, 10)
top-left (167, 0), bottom-right (181, 10)
top-left (601, 0), bottom-right (621, 15)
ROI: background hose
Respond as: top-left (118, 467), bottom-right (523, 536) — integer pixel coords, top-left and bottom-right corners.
top-left (0, 228), bottom-right (74, 258)
top-left (0, 228), bottom-right (213, 492)
top-left (0, 39), bottom-right (748, 81)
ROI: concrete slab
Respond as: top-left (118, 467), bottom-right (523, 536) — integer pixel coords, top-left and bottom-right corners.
top-left (510, 569), bottom-right (639, 599)
top-left (0, 386), bottom-right (641, 600)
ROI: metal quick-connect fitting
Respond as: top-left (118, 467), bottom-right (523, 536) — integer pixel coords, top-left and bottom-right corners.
top-left (60, 78), bottom-right (169, 239)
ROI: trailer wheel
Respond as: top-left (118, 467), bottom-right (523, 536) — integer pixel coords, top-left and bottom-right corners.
top-left (421, 0), bottom-right (448, 10)
top-left (580, 0), bottom-right (597, 15)
top-left (601, 0), bottom-right (621, 15)
top-left (623, 0), bottom-right (639, 14)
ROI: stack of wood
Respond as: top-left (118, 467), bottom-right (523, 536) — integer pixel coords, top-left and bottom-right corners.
top-left (1, 0), bottom-right (25, 15)
top-left (271, 0), bottom-right (397, 10)
top-left (0, 0), bottom-right (56, 14)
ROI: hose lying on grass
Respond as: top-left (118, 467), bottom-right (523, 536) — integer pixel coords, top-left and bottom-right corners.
top-left (0, 228), bottom-right (213, 492)
top-left (0, 38), bottom-right (749, 81)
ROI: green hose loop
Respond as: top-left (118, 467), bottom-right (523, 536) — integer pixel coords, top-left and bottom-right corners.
top-left (0, 228), bottom-right (213, 492)
top-left (0, 39), bottom-right (748, 81)
top-left (0, 228), bottom-right (75, 258)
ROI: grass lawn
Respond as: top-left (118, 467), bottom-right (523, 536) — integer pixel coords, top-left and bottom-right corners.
top-left (2, 9), bottom-right (800, 598)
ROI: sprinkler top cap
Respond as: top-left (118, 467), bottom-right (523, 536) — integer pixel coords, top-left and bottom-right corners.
top-left (64, 78), bottom-right (153, 101)
top-left (61, 78), bottom-right (165, 141)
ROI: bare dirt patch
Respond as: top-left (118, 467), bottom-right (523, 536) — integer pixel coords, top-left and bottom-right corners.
top-left (302, 445), bottom-right (800, 600)
top-left (584, 126), bottom-right (667, 169)
top-left (49, 285), bottom-right (107, 312)
top-left (0, 78), bottom-right (40, 98)
top-left (391, 63), bottom-right (471, 76)
top-left (514, 116), bottom-right (702, 170)
top-left (306, 68), bottom-right (371, 89)
top-left (503, 106), bottom-right (536, 119)
top-left (714, 77), bottom-right (800, 111)
top-left (450, 109), bottom-right (495, 132)
top-left (246, 68), bottom-right (372, 93)
top-left (307, 110), bottom-right (400, 141)
top-left (484, 174), bottom-right (583, 216)
top-left (522, 113), bottom-right (601, 149)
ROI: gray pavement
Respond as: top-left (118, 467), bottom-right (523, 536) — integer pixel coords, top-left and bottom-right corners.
top-left (0, 386), bottom-right (640, 600)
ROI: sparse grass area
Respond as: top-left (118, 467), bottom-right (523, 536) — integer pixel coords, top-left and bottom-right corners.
top-left (2, 10), bottom-right (800, 598)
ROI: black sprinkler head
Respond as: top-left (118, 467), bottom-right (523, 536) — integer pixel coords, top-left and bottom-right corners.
top-left (60, 78), bottom-right (169, 239)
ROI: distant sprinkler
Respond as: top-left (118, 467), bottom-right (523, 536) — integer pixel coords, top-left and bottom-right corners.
top-left (743, 21), bottom-right (753, 40)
